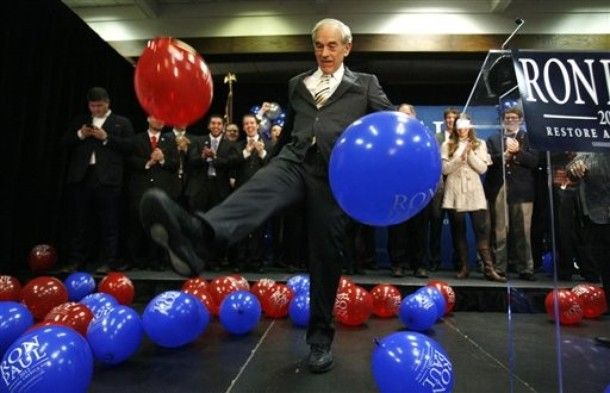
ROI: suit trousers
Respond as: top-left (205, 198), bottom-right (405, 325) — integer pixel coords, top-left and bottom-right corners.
top-left (67, 166), bottom-right (121, 266)
top-left (582, 218), bottom-right (610, 306)
top-left (202, 147), bottom-right (347, 345)
top-left (489, 185), bottom-right (534, 274)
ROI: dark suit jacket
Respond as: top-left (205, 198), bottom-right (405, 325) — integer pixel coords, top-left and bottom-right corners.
top-left (164, 131), bottom-right (197, 197)
top-left (484, 130), bottom-right (539, 203)
top-left (62, 113), bottom-right (134, 187)
top-left (188, 134), bottom-right (239, 200)
top-left (277, 67), bottom-right (394, 164)
top-left (127, 132), bottom-right (179, 201)
top-left (234, 135), bottom-right (271, 188)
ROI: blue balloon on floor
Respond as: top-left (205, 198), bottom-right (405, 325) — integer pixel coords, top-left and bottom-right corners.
top-left (399, 293), bottom-right (438, 332)
top-left (0, 326), bottom-right (93, 393)
top-left (219, 290), bottom-right (261, 335)
top-left (0, 301), bottom-right (33, 356)
top-left (64, 272), bottom-right (96, 301)
top-left (416, 286), bottom-right (446, 320)
top-left (80, 292), bottom-right (118, 319)
top-left (87, 305), bottom-right (144, 365)
top-left (288, 293), bottom-right (310, 327)
top-left (329, 111), bottom-right (441, 226)
top-left (143, 291), bottom-right (209, 348)
top-left (286, 274), bottom-right (310, 296)
top-left (372, 331), bottom-right (454, 393)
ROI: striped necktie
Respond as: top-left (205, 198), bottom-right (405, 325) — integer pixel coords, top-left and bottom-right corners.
top-left (314, 74), bottom-right (331, 108)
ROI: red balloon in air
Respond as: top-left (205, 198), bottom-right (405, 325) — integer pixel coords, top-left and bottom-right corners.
top-left (370, 284), bottom-right (402, 318)
top-left (334, 285), bottom-right (373, 326)
top-left (44, 302), bottom-right (94, 336)
top-left (545, 289), bottom-right (583, 325)
top-left (27, 244), bottom-right (58, 272)
top-left (0, 275), bottom-right (22, 301)
top-left (21, 276), bottom-right (68, 320)
top-left (262, 284), bottom-right (293, 318)
top-left (98, 272), bottom-right (135, 305)
top-left (427, 280), bottom-right (456, 314)
top-left (134, 37), bottom-right (213, 126)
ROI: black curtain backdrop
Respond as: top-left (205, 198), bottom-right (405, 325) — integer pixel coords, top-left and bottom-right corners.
top-left (0, 0), bottom-right (146, 273)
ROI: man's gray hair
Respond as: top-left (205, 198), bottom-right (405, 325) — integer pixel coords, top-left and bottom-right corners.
top-left (311, 18), bottom-right (352, 44)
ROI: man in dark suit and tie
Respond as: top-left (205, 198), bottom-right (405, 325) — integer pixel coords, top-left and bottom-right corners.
top-left (62, 87), bottom-right (134, 272)
top-left (127, 116), bottom-right (178, 270)
top-left (140, 18), bottom-right (394, 373)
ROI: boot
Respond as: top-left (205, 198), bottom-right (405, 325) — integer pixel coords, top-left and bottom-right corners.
top-left (479, 248), bottom-right (506, 283)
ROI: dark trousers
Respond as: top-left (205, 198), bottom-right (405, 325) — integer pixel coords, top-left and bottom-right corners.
top-left (583, 218), bottom-right (610, 304)
top-left (448, 209), bottom-right (491, 266)
top-left (67, 166), bottom-right (120, 267)
top-left (387, 207), bottom-right (429, 271)
top-left (202, 149), bottom-right (346, 346)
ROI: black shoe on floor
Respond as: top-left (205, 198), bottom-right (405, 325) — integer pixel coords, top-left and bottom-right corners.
top-left (392, 266), bottom-right (404, 278)
top-left (308, 344), bottom-right (333, 373)
top-left (414, 268), bottom-right (429, 278)
top-left (140, 189), bottom-right (206, 277)
top-left (595, 336), bottom-right (610, 347)
top-left (518, 272), bottom-right (537, 281)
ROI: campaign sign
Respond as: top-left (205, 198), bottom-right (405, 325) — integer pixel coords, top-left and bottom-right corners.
top-left (513, 50), bottom-right (610, 152)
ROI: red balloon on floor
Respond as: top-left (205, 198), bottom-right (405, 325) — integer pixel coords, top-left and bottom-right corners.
top-left (427, 280), bottom-right (456, 314)
top-left (181, 277), bottom-right (209, 293)
top-left (573, 284), bottom-right (607, 319)
top-left (338, 276), bottom-right (355, 292)
top-left (21, 276), bottom-right (68, 320)
top-left (250, 278), bottom-right (276, 303)
top-left (370, 284), bottom-right (402, 318)
top-left (98, 272), bottom-right (135, 305)
top-left (44, 302), bottom-right (94, 336)
top-left (0, 275), bottom-right (22, 301)
top-left (209, 276), bottom-right (239, 316)
top-left (229, 274), bottom-right (250, 291)
top-left (182, 286), bottom-right (214, 314)
top-left (134, 37), bottom-right (214, 126)
top-left (545, 289), bottom-right (583, 325)
top-left (28, 244), bottom-right (58, 272)
top-left (262, 284), bottom-right (293, 318)
top-left (334, 285), bottom-right (373, 326)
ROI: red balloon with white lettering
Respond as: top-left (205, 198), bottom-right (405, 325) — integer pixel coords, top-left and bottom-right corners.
top-left (370, 284), bottom-right (402, 318)
top-left (334, 285), bottom-right (373, 326)
top-left (545, 289), bottom-right (583, 325)
top-left (262, 284), bottom-right (293, 318)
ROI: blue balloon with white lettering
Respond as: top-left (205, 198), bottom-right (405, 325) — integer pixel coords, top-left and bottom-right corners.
top-left (416, 286), bottom-right (446, 321)
top-left (372, 331), bottom-right (454, 393)
top-left (87, 305), bottom-right (144, 365)
top-left (329, 111), bottom-right (441, 226)
top-left (143, 291), bottom-right (209, 348)
top-left (399, 293), bottom-right (438, 332)
top-left (0, 326), bottom-right (93, 393)
top-left (80, 292), bottom-right (118, 320)
top-left (0, 302), bottom-right (33, 356)
top-left (64, 272), bottom-right (96, 301)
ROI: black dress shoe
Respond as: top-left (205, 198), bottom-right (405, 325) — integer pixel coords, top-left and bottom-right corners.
top-left (308, 344), bottom-right (333, 373)
top-left (392, 266), bottom-right (404, 278)
top-left (595, 336), bottom-right (610, 347)
top-left (140, 189), bottom-right (205, 277)
top-left (414, 268), bottom-right (429, 278)
top-left (518, 272), bottom-right (537, 281)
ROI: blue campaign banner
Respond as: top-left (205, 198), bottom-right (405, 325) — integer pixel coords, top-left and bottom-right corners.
top-left (412, 105), bottom-right (500, 141)
top-left (512, 50), bottom-right (610, 152)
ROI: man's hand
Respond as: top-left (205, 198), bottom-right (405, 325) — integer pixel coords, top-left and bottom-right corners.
top-left (151, 148), bottom-right (164, 163)
top-left (202, 147), bottom-right (215, 159)
top-left (177, 136), bottom-right (190, 152)
top-left (254, 140), bottom-right (265, 153)
top-left (505, 137), bottom-right (520, 154)
top-left (80, 124), bottom-right (94, 138)
top-left (568, 159), bottom-right (587, 178)
top-left (90, 126), bottom-right (108, 141)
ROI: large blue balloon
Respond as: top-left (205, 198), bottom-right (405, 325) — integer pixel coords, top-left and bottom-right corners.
top-left (329, 111), bottom-right (441, 226)
top-left (80, 292), bottom-right (118, 320)
top-left (86, 305), bottom-right (144, 365)
top-left (372, 331), bottom-right (454, 393)
top-left (0, 326), bottom-right (93, 393)
top-left (286, 274), bottom-right (310, 296)
top-left (64, 272), bottom-right (96, 301)
top-left (399, 293), bottom-right (438, 332)
top-left (0, 302), bottom-right (33, 356)
top-left (416, 286), bottom-right (446, 321)
top-left (143, 291), bottom-right (209, 348)
top-left (288, 293), bottom-right (310, 327)
top-left (219, 290), bottom-right (261, 335)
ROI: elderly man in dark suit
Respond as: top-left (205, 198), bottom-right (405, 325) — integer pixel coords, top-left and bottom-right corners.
top-left (140, 18), bottom-right (394, 373)
top-left (62, 87), bottom-right (134, 272)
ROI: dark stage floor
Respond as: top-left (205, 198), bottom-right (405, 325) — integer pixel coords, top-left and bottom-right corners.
top-left (78, 269), bottom-right (610, 393)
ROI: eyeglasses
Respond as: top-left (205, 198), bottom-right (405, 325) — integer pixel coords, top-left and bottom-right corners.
top-left (504, 116), bottom-right (520, 120)
top-left (226, 128), bottom-right (238, 132)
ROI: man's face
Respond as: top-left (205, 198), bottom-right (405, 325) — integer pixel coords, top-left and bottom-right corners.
top-left (445, 113), bottom-right (457, 131)
top-left (313, 25), bottom-right (351, 75)
top-left (503, 113), bottom-right (522, 132)
top-left (148, 117), bottom-right (164, 132)
top-left (88, 100), bottom-right (109, 118)
top-left (208, 117), bottom-right (224, 137)
top-left (243, 117), bottom-right (258, 138)
top-left (225, 125), bottom-right (239, 142)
